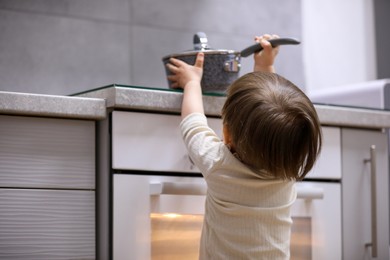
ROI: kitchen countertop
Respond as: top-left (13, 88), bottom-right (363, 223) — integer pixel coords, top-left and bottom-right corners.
top-left (76, 84), bottom-right (390, 129)
top-left (0, 91), bottom-right (106, 120)
top-left (3, 85), bottom-right (390, 128)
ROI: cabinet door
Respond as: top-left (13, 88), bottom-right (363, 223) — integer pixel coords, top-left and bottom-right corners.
top-left (308, 126), bottom-right (341, 180)
top-left (341, 128), bottom-right (389, 259)
top-left (112, 111), bottom-right (222, 172)
top-left (0, 189), bottom-right (95, 260)
top-left (291, 182), bottom-right (342, 260)
top-left (0, 115), bottom-right (95, 189)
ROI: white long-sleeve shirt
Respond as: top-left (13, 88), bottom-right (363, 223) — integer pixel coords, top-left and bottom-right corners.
top-left (180, 113), bottom-right (297, 260)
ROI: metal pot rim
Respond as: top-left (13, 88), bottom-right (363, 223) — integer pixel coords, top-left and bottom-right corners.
top-left (162, 49), bottom-right (240, 60)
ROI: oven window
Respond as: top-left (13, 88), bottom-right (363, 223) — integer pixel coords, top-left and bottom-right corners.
top-left (151, 214), bottom-right (311, 259)
top-left (291, 217), bottom-right (312, 260)
top-left (151, 213), bottom-right (203, 260)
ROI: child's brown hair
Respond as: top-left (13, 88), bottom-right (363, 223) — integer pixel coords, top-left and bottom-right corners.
top-left (222, 71), bottom-right (322, 180)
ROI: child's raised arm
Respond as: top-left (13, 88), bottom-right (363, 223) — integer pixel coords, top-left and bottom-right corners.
top-left (166, 52), bottom-right (205, 119)
top-left (253, 34), bottom-right (280, 73)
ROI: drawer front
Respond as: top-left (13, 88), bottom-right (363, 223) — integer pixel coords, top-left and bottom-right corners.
top-left (309, 126), bottom-right (341, 179)
top-left (112, 111), bottom-right (222, 172)
top-left (0, 189), bottom-right (95, 260)
top-left (112, 112), bottom-right (341, 179)
top-left (0, 115), bottom-right (95, 189)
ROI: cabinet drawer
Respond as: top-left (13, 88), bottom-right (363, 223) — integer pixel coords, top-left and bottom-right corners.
top-left (0, 189), bottom-right (95, 260)
top-left (308, 126), bottom-right (341, 179)
top-left (0, 115), bottom-right (95, 189)
top-left (112, 111), bottom-right (222, 172)
top-left (112, 112), bottom-right (341, 179)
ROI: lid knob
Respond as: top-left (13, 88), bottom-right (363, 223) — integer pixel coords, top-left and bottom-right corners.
top-left (193, 32), bottom-right (210, 50)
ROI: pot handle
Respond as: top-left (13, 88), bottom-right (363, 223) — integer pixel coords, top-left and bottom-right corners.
top-left (240, 37), bottom-right (300, 57)
top-left (194, 32), bottom-right (210, 50)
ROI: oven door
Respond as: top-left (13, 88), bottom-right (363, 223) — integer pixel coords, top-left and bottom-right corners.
top-left (113, 174), bottom-right (341, 260)
top-left (291, 181), bottom-right (342, 260)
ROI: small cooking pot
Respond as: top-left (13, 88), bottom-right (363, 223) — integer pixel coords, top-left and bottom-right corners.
top-left (162, 32), bottom-right (300, 93)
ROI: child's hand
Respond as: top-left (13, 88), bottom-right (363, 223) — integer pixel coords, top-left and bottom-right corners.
top-left (253, 34), bottom-right (279, 73)
top-left (166, 52), bottom-right (204, 89)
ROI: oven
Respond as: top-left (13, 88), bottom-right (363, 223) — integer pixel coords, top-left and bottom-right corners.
top-left (111, 111), bottom-right (342, 260)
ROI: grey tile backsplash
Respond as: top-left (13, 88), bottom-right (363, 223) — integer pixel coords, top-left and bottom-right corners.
top-left (0, 0), bottom-right (303, 95)
top-left (131, 0), bottom-right (300, 36)
top-left (0, 9), bottom-right (131, 95)
top-left (0, 0), bottom-right (130, 22)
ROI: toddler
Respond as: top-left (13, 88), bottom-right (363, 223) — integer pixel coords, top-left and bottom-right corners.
top-left (166, 34), bottom-right (322, 259)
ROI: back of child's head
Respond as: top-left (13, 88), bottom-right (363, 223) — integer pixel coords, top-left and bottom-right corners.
top-left (222, 71), bottom-right (322, 180)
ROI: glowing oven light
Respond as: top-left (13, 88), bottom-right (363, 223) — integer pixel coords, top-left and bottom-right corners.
top-left (157, 213), bottom-right (182, 219)
top-left (151, 213), bottom-right (201, 220)
top-left (150, 213), bottom-right (181, 219)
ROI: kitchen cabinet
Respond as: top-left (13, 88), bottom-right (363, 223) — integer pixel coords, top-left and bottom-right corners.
top-left (0, 189), bottom-right (94, 259)
top-left (111, 111), bottom-right (344, 259)
top-left (0, 115), bottom-right (96, 260)
top-left (112, 111), bottom-right (223, 172)
top-left (341, 128), bottom-right (389, 259)
top-left (110, 111), bottom-right (390, 260)
top-left (76, 84), bottom-right (390, 260)
top-left (112, 111), bottom-right (341, 179)
top-left (309, 126), bottom-right (341, 179)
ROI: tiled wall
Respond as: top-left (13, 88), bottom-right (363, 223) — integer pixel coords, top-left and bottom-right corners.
top-left (0, 0), bottom-right (303, 95)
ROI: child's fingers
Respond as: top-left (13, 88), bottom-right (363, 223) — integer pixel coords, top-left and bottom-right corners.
top-left (260, 39), bottom-right (271, 46)
top-left (254, 34), bottom-right (279, 42)
top-left (260, 39), bottom-right (272, 51)
top-left (254, 34), bottom-right (281, 52)
top-left (262, 34), bottom-right (272, 40)
top-left (169, 57), bottom-right (186, 67)
top-left (167, 74), bottom-right (176, 81)
top-left (171, 82), bottom-right (179, 88)
top-left (194, 52), bottom-right (204, 68)
top-left (166, 63), bottom-right (179, 73)
top-left (167, 75), bottom-right (179, 88)
top-left (254, 36), bottom-right (264, 43)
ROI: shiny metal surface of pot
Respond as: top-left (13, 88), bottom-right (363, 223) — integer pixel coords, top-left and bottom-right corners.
top-left (162, 32), bottom-right (241, 94)
top-left (163, 49), bottom-right (240, 94)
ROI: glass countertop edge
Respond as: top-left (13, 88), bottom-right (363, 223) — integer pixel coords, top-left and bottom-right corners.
top-left (71, 84), bottom-right (390, 112)
top-left (71, 84), bottom-right (226, 97)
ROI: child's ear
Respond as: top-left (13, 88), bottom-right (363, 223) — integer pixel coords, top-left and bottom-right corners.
top-left (223, 124), bottom-right (232, 146)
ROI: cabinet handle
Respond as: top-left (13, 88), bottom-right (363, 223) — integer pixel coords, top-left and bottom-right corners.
top-left (364, 145), bottom-right (377, 258)
top-left (295, 185), bottom-right (324, 200)
top-left (150, 182), bottom-right (323, 200)
top-left (150, 182), bottom-right (206, 196)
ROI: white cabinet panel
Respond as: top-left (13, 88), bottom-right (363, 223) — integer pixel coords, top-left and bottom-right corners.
top-left (341, 128), bottom-right (389, 259)
top-left (308, 126), bottom-right (341, 179)
top-left (112, 111), bottom-right (222, 172)
top-left (0, 115), bottom-right (95, 189)
top-left (0, 189), bottom-right (95, 260)
top-left (112, 111), bottom-right (341, 180)
top-left (292, 182), bottom-right (342, 259)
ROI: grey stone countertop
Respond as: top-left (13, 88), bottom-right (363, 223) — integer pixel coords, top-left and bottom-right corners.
top-left (0, 91), bottom-right (106, 120)
top-left (76, 85), bottom-right (390, 129)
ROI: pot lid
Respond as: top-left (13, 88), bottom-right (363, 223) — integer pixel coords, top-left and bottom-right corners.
top-left (162, 32), bottom-right (239, 60)
top-left (163, 49), bottom-right (239, 60)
